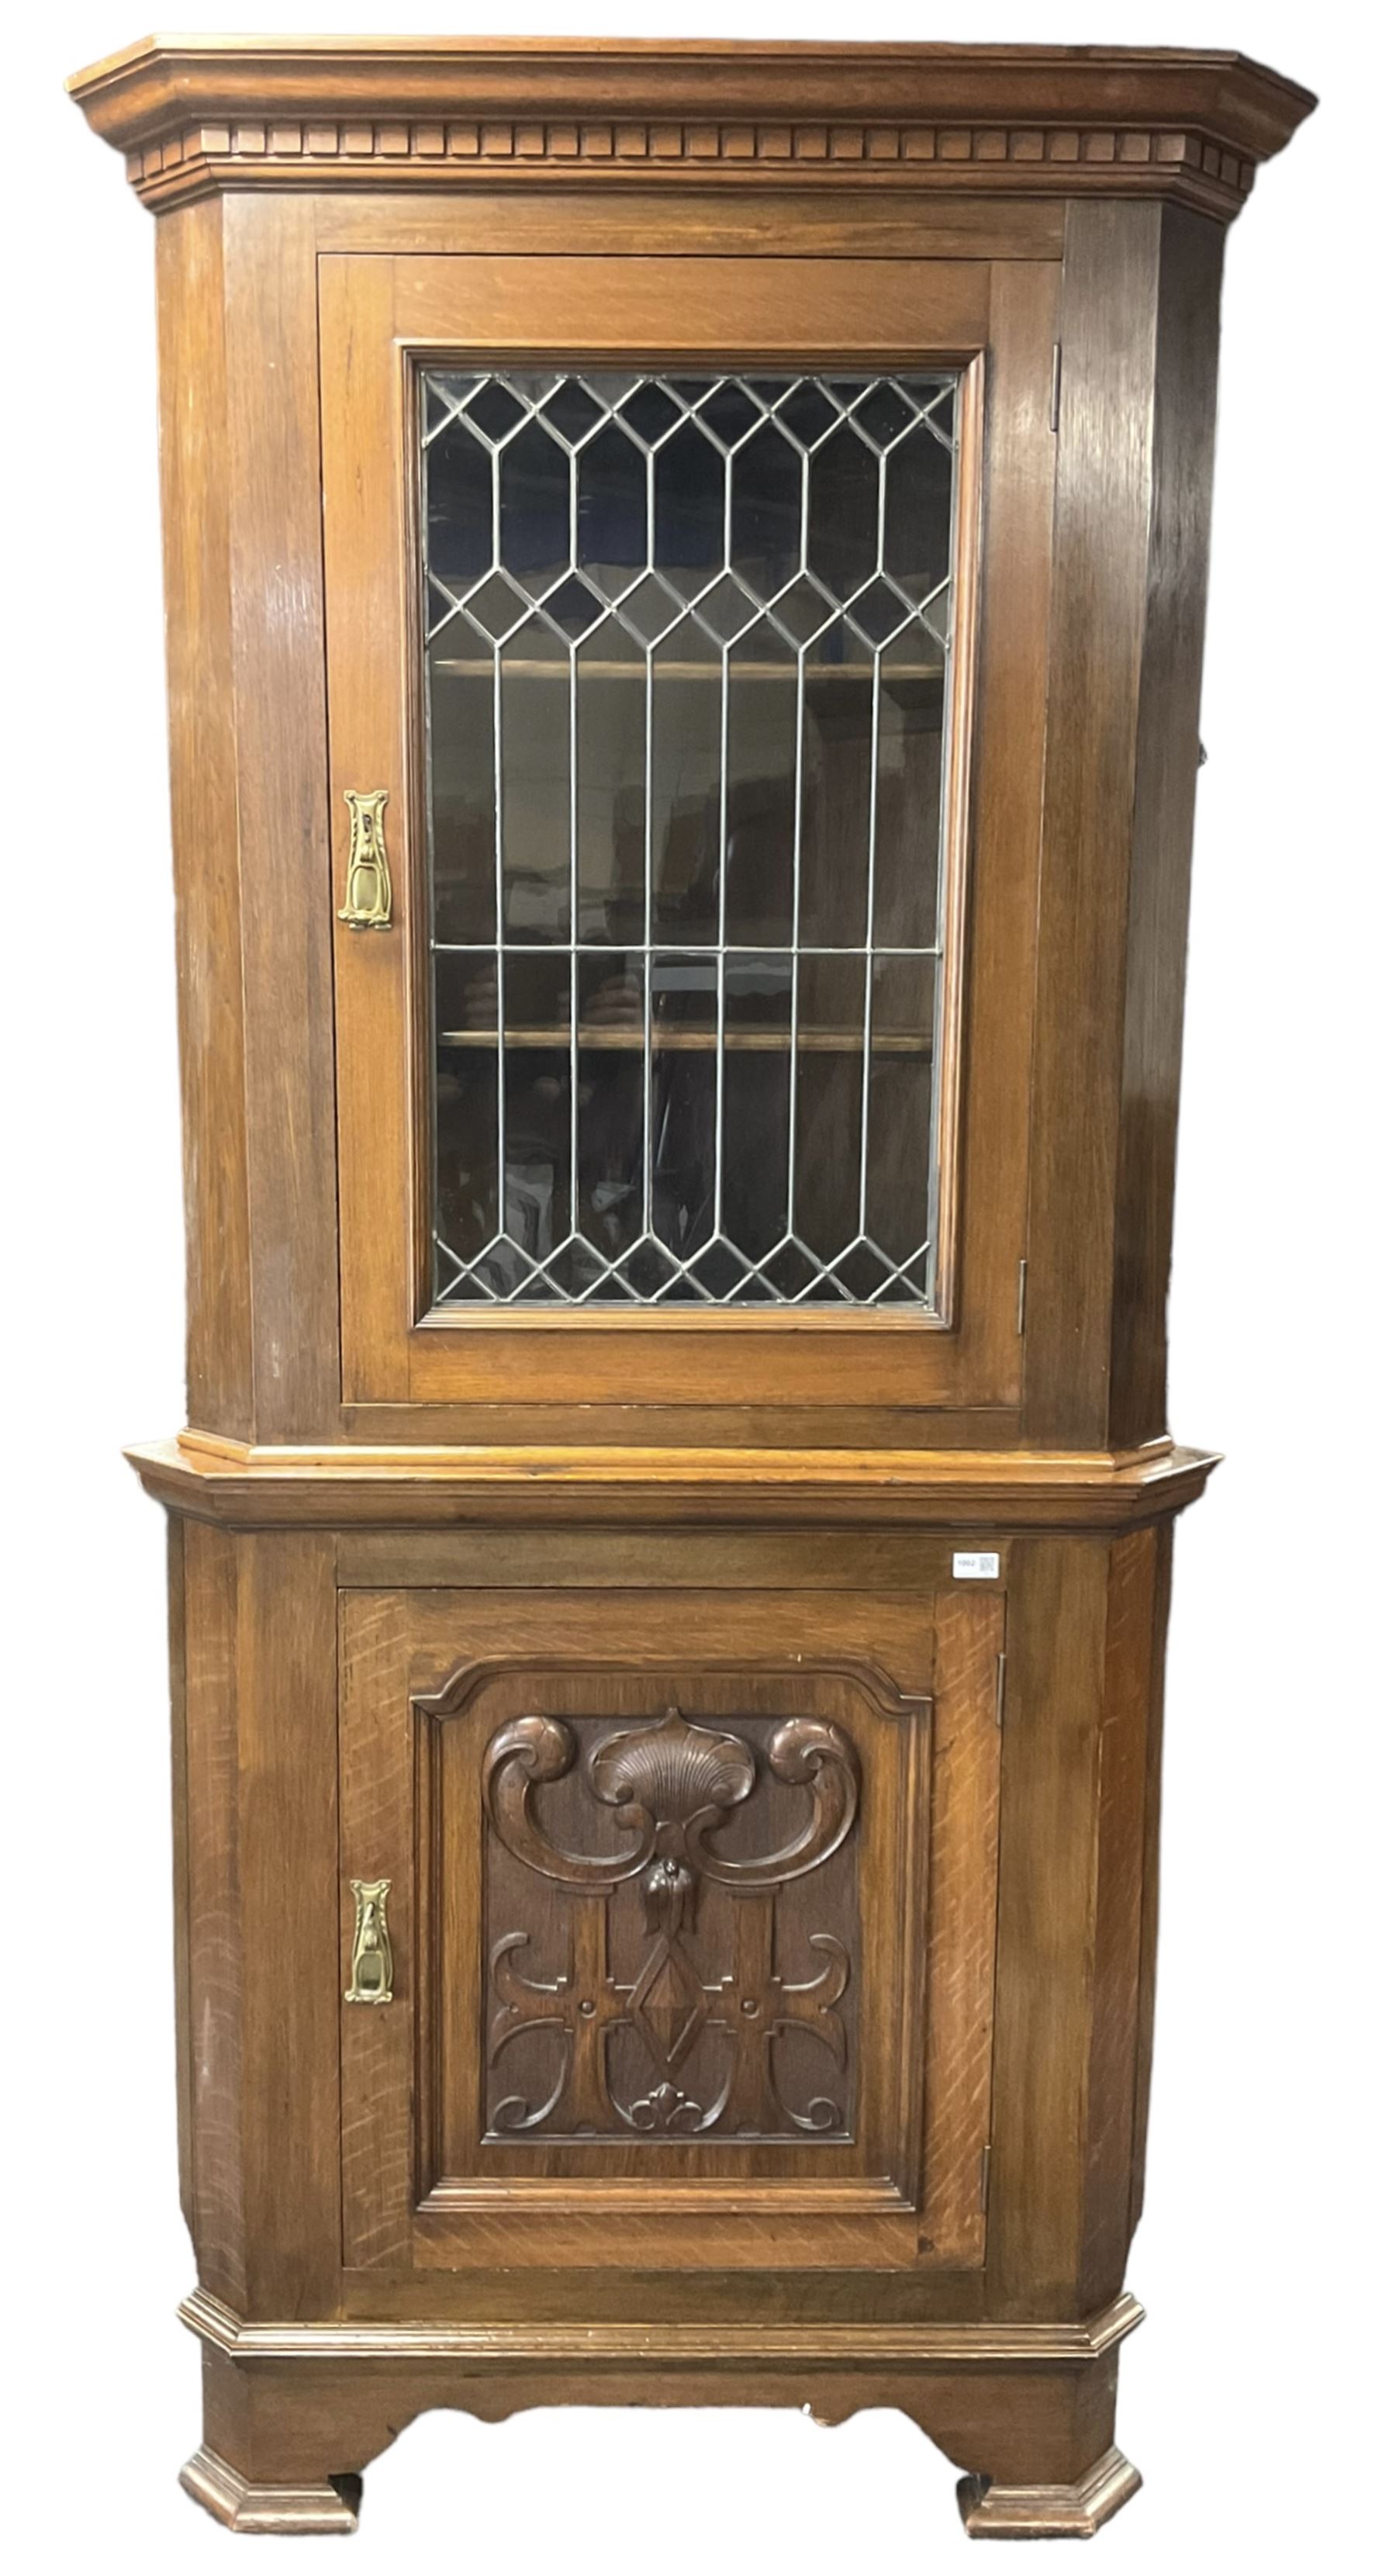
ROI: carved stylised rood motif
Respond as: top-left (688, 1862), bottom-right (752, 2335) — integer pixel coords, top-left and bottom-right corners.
top-left (483, 1706), bottom-right (860, 2139)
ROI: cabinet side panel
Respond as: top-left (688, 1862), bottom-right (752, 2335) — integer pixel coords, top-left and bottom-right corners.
top-left (168, 1516), bottom-right (194, 2240)
top-left (1079, 1529), bottom-right (1156, 2308)
top-left (922, 1587), bottom-right (1004, 2263)
top-left (156, 201), bottom-right (253, 1439)
top-left (182, 1516), bottom-right (246, 2308)
top-left (1024, 202), bottom-right (1162, 1448)
top-left (1129, 1517), bottom-right (1174, 2238)
top-left (987, 1537), bottom-right (1107, 2314)
top-left (1109, 208), bottom-right (1225, 1447)
top-left (235, 1531), bottom-right (342, 2314)
top-left (223, 197), bottom-right (340, 1440)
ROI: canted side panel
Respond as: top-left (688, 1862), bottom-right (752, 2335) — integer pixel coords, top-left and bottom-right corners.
top-left (168, 1517), bottom-right (195, 2241)
top-left (236, 1533), bottom-right (344, 2315)
top-left (178, 1527), bottom-right (344, 2315)
top-left (160, 198), bottom-right (341, 1445)
top-left (987, 1529), bottom-right (1166, 2315)
top-left (1025, 202), bottom-right (1162, 1449)
top-left (181, 1520), bottom-right (246, 2307)
top-left (222, 198), bottom-right (341, 1440)
top-left (922, 1588), bottom-right (1004, 2264)
top-left (1025, 201), bottom-right (1225, 1449)
top-left (1108, 206), bottom-right (1225, 1448)
top-left (988, 1537), bottom-right (1107, 2314)
top-left (1129, 1520), bottom-right (1173, 2240)
top-left (1080, 1530), bottom-right (1157, 2305)
top-left (155, 203), bottom-right (254, 1440)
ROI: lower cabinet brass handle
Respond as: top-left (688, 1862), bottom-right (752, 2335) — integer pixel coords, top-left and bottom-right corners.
top-left (339, 788), bottom-right (392, 929)
top-left (344, 1877), bottom-right (394, 2004)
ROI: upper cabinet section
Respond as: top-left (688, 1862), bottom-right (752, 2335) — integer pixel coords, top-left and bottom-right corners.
top-left (70, 42), bottom-right (1314, 1453)
top-left (70, 38), bottom-right (1314, 223)
top-left (320, 247), bottom-right (1025, 1419)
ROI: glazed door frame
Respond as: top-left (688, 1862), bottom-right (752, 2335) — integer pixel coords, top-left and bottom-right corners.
top-left (321, 247), bottom-right (1056, 1417)
top-left (337, 1579), bottom-right (1004, 2278)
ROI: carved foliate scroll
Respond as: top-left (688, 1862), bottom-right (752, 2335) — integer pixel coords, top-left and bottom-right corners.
top-left (482, 1706), bottom-right (860, 2140)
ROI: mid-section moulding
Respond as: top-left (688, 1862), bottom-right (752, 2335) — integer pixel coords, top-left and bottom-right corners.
top-left (127, 1434), bottom-right (1219, 1529)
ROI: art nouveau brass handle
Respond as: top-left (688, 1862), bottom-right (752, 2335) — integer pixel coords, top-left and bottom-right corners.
top-left (338, 788), bottom-right (392, 929)
top-left (344, 1877), bottom-right (394, 2004)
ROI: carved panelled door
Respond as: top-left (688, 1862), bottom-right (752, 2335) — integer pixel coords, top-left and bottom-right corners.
top-left (339, 1585), bottom-right (1003, 2275)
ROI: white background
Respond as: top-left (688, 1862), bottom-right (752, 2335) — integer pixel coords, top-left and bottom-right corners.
top-left (8, 4), bottom-right (1391, 2567)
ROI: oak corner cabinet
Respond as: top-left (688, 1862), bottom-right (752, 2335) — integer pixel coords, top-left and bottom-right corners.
top-left (70, 33), bottom-right (1312, 2542)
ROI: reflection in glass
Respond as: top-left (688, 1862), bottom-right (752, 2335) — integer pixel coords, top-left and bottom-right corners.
top-left (423, 368), bottom-right (961, 1307)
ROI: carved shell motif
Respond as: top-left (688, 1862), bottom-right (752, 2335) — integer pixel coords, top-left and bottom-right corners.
top-left (591, 1707), bottom-right (755, 1843)
top-left (483, 1703), bottom-right (859, 1893)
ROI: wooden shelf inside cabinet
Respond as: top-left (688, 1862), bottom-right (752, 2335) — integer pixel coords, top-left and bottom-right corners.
top-left (432, 658), bottom-right (948, 683)
top-left (438, 1025), bottom-right (935, 1054)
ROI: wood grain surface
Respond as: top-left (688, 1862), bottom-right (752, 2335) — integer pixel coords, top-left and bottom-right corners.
top-left (64, 30), bottom-right (1315, 2535)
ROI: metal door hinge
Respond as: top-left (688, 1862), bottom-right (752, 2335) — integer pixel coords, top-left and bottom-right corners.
top-left (1049, 342), bottom-right (1063, 434)
top-left (980, 2142), bottom-right (993, 2211)
top-left (1016, 1258), bottom-right (1028, 1336)
top-left (995, 1652), bottom-right (1007, 1730)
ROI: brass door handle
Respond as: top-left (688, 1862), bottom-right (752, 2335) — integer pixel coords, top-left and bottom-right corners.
top-left (339, 788), bottom-right (392, 929)
top-left (344, 1877), bottom-right (394, 2004)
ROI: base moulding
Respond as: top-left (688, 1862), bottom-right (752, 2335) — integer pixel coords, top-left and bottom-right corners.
top-left (181, 2284), bottom-right (1143, 2368)
top-left (179, 2289), bottom-right (1145, 2540)
top-left (958, 2445), bottom-right (1143, 2538)
top-left (180, 2447), bottom-right (363, 2535)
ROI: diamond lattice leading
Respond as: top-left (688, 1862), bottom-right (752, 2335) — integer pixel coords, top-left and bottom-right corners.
top-left (423, 368), bottom-right (960, 1307)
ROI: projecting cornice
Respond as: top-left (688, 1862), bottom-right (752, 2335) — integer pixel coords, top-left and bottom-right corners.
top-left (68, 38), bottom-right (1315, 221)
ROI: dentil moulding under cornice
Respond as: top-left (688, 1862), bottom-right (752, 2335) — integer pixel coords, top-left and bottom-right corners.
top-left (68, 36), bottom-right (1315, 220)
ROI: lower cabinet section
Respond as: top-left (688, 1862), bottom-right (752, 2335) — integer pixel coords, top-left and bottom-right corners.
top-left (338, 1582), bottom-right (1004, 2274)
top-left (169, 1507), bottom-right (1179, 2540)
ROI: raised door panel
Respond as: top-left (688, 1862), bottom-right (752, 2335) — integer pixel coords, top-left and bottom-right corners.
top-left (339, 1583), bottom-right (1002, 2275)
top-left (321, 247), bottom-right (1056, 1423)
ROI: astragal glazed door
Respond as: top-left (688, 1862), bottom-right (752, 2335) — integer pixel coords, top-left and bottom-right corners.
top-left (322, 249), bottom-right (1056, 1428)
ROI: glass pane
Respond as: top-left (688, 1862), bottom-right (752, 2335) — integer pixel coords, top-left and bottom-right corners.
top-left (422, 367), bottom-right (961, 1309)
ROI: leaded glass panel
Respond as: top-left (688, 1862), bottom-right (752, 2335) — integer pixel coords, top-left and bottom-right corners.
top-left (423, 367), bottom-right (962, 1308)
